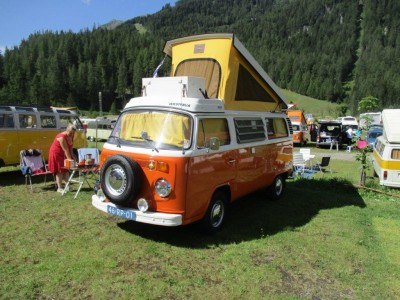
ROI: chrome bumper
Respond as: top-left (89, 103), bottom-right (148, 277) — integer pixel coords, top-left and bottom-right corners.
top-left (91, 195), bottom-right (182, 226)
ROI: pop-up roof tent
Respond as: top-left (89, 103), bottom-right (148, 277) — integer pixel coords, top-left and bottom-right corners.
top-left (163, 33), bottom-right (288, 112)
top-left (382, 109), bottom-right (400, 143)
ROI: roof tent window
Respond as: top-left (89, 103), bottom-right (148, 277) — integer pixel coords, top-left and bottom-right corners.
top-left (174, 58), bottom-right (221, 98)
top-left (235, 64), bottom-right (275, 103)
top-left (234, 118), bottom-right (266, 143)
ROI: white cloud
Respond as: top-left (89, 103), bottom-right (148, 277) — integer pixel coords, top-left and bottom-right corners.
top-left (82, 0), bottom-right (91, 5)
top-left (0, 46), bottom-right (6, 55)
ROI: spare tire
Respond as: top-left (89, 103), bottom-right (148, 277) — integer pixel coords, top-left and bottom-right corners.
top-left (100, 155), bottom-right (142, 206)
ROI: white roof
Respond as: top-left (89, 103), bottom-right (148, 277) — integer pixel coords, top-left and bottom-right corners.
top-left (382, 109), bottom-right (400, 143)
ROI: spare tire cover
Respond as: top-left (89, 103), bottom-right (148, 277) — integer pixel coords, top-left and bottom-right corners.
top-left (100, 155), bottom-right (142, 206)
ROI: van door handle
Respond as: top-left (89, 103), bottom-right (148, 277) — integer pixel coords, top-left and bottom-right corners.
top-left (228, 159), bottom-right (236, 164)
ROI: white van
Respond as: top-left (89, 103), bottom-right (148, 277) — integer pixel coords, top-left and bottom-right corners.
top-left (0, 106), bottom-right (87, 167)
top-left (372, 109), bottom-right (400, 188)
top-left (86, 118), bottom-right (116, 141)
top-left (91, 34), bottom-right (293, 232)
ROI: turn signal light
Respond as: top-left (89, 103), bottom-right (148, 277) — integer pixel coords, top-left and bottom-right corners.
top-left (157, 161), bottom-right (169, 173)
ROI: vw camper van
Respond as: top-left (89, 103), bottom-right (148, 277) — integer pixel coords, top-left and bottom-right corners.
top-left (287, 110), bottom-right (310, 146)
top-left (372, 109), bottom-right (400, 188)
top-left (91, 34), bottom-right (293, 232)
top-left (0, 106), bottom-right (87, 167)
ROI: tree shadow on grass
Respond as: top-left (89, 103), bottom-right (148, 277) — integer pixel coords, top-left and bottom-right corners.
top-left (117, 177), bottom-right (366, 248)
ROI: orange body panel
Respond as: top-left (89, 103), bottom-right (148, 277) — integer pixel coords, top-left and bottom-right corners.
top-left (100, 139), bottom-right (292, 225)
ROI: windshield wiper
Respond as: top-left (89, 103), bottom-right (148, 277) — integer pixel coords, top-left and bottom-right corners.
top-left (131, 131), bottom-right (159, 152)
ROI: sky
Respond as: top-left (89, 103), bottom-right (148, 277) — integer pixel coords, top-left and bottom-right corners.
top-left (0, 0), bottom-right (177, 54)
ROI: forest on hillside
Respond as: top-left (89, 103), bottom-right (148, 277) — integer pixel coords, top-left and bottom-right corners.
top-left (0, 0), bottom-right (399, 113)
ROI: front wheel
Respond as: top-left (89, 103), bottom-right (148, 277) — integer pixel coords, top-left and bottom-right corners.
top-left (200, 191), bottom-right (227, 233)
top-left (268, 175), bottom-right (285, 201)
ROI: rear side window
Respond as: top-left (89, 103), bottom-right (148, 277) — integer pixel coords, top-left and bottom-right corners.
top-left (0, 113), bottom-right (15, 128)
top-left (266, 118), bottom-right (288, 139)
top-left (391, 149), bottom-right (400, 160)
top-left (18, 114), bottom-right (37, 128)
top-left (197, 118), bottom-right (230, 148)
top-left (234, 118), bottom-right (265, 143)
top-left (40, 115), bottom-right (57, 128)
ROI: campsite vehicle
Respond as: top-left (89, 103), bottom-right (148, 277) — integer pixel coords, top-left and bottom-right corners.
top-left (367, 126), bottom-right (383, 149)
top-left (372, 109), bottom-right (400, 188)
top-left (86, 118), bottom-right (116, 141)
top-left (91, 33), bottom-right (293, 232)
top-left (287, 110), bottom-right (309, 146)
top-left (337, 116), bottom-right (358, 130)
top-left (359, 112), bottom-right (382, 129)
top-left (0, 106), bottom-right (87, 167)
top-left (316, 120), bottom-right (343, 148)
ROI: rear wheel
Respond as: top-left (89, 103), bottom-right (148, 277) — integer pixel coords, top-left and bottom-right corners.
top-left (200, 191), bottom-right (227, 233)
top-left (268, 175), bottom-right (285, 201)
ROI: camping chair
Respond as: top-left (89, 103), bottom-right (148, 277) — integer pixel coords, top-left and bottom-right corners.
top-left (20, 149), bottom-right (53, 191)
top-left (293, 152), bottom-right (316, 179)
top-left (299, 148), bottom-right (313, 165)
top-left (313, 156), bottom-right (332, 173)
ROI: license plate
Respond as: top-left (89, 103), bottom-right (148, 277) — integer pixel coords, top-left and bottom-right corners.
top-left (107, 205), bottom-right (136, 220)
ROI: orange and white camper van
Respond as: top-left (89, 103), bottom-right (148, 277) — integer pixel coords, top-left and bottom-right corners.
top-left (287, 110), bottom-right (310, 146)
top-left (91, 34), bottom-right (293, 232)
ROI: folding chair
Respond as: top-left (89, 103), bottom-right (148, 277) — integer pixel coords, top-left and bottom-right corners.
top-left (20, 149), bottom-right (53, 191)
top-left (293, 152), bottom-right (316, 179)
top-left (313, 156), bottom-right (332, 173)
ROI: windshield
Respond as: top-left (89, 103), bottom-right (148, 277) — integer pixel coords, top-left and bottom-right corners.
top-left (110, 110), bottom-right (192, 150)
top-left (292, 124), bottom-right (300, 131)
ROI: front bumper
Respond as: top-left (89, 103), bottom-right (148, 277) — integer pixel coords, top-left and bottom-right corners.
top-left (92, 195), bottom-right (183, 226)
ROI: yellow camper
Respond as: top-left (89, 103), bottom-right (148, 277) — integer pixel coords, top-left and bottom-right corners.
top-left (0, 106), bottom-right (87, 167)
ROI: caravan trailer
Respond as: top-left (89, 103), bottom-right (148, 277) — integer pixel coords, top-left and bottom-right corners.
top-left (372, 109), bottom-right (400, 188)
top-left (91, 33), bottom-right (293, 232)
top-left (86, 118), bottom-right (116, 141)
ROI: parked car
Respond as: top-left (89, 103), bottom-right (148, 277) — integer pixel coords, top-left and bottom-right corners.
top-left (367, 125), bottom-right (383, 149)
top-left (316, 120), bottom-right (343, 148)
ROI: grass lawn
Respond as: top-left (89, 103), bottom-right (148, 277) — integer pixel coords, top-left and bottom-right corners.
top-left (1, 147), bottom-right (400, 299)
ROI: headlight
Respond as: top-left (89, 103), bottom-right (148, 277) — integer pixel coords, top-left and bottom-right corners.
top-left (155, 179), bottom-right (171, 197)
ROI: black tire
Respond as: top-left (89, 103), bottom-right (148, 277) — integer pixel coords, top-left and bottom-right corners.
top-left (201, 191), bottom-right (227, 233)
top-left (268, 175), bottom-right (285, 201)
top-left (100, 155), bottom-right (142, 206)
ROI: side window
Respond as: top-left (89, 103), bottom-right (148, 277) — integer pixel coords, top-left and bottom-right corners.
top-left (19, 114), bottom-right (37, 128)
top-left (234, 118), bottom-right (265, 143)
top-left (391, 149), bottom-right (400, 160)
top-left (0, 113), bottom-right (15, 128)
top-left (59, 116), bottom-right (83, 129)
top-left (197, 118), bottom-right (230, 148)
top-left (40, 115), bottom-right (57, 128)
top-left (266, 118), bottom-right (289, 139)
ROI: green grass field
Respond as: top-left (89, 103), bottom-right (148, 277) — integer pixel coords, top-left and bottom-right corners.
top-left (282, 89), bottom-right (341, 119)
top-left (1, 148), bottom-right (400, 299)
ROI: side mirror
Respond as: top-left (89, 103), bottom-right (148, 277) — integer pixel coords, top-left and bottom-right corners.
top-left (209, 137), bottom-right (220, 150)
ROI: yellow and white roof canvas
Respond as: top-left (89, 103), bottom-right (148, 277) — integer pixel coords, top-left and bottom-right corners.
top-left (163, 33), bottom-right (288, 112)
